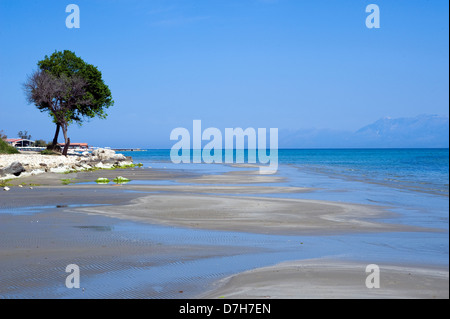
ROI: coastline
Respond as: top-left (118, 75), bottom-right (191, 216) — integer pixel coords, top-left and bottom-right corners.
top-left (0, 155), bottom-right (448, 299)
top-left (0, 149), bottom-right (135, 182)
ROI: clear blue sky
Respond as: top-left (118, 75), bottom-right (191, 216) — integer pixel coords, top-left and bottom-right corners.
top-left (0, 0), bottom-right (448, 148)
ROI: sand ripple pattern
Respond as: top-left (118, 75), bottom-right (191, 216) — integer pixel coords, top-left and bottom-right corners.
top-left (0, 204), bottom-right (320, 298)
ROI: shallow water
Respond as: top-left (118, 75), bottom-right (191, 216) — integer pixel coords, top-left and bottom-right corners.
top-left (1, 149), bottom-right (448, 298)
top-left (0, 196), bottom-right (447, 299)
top-left (122, 151), bottom-right (449, 271)
top-left (123, 149), bottom-right (449, 196)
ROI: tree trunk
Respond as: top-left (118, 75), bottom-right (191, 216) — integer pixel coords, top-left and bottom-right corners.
top-left (48, 123), bottom-right (61, 151)
top-left (62, 138), bottom-right (70, 156)
top-left (61, 125), bottom-right (70, 156)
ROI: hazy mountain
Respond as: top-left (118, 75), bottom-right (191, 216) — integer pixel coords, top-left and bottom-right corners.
top-left (280, 114), bottom-right (449, 148)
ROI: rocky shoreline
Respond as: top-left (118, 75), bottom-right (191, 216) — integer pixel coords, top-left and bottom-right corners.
top-left (0, 148), bottom-right (134, 181)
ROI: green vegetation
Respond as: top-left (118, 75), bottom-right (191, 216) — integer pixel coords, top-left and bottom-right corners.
top-left (0, 180), bottom-right (42, 188)
top-left (95, 177), bottom-right (110, 184)
top-left (34, 139), bottom-right (49, 147)
top-left (113, 176), bottom-right (130, 184)
top-left (0, 139), bottom-right (19, 154)
top-left (61, 178), bottom-right (73, 185)
top-left (61, 178), bottom-right (90, 185)
top-left (0, 179), bottom-right (13, 187)
top-left (40, 149), bottom-right (61, 155)
top-left (28, 183), bottom-right (41, 187)
top-left (24, 50), bottom-right (114, 154)
top-left (63, 163), bottom-right (142, 174)
top-left (17, 130), bottom-right (32, 140)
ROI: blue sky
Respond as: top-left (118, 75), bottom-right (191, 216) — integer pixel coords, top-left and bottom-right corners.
top-left (0, 0), bottom-right (448, 148)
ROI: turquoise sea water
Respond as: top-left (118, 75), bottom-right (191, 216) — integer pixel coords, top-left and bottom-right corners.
top-left (122, 148), bottom-right (449, 196)
top-left (119, 148), bottom-right (449, 265)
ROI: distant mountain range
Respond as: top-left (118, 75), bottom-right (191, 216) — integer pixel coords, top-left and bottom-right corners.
top-left (280, 114), bottom-right (449, 148)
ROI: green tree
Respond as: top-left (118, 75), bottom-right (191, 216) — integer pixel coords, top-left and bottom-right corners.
top-left (26, 50), bottom-right (114, 154)
top-left (18, 130), bottom-right (32, 140)
top-left (34, 139), bottom-right (48, 147)
top-left (24, 70), bottom-right (92, 155)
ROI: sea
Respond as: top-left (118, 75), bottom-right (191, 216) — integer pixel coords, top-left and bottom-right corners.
top-left (122, 148), bottom-right (449, 197)
top-left (120, 148), bottom-right (449, 266)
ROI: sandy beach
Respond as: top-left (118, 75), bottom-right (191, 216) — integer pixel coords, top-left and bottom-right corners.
top-left (201, 259), bottom-right (449, 299)
top-left (0, 156), bottom-right (448, 299)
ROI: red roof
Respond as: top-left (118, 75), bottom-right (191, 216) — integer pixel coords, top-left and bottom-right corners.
top-left (58, 143), bottom-right (89, 146)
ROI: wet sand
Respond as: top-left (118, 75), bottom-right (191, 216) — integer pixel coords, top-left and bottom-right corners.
top-left (1, 167), bottom-right (448, 298)
top-left (73, 193), bottom-right (427, 235)
top-left (0, 203), bottom-right (250, 298)
top-left (5, 167), bottom-right (429, 235)
top-left (201, 259), bottom-right (449, 299)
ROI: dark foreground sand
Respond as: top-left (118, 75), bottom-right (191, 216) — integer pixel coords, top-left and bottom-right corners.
top-left (1, 167), bottom-right (448, 298)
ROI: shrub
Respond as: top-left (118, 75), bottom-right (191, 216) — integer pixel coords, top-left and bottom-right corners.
top-left (34, 139), bottom-right (49, 147)
top-left (0, 139), bottom-right (19, 154)
top-left (40, 149), bottom-right (60, 155)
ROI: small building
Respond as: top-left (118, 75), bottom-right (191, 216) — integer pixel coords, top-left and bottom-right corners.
top-left (58, 142), bottom-right (89, 150)
top-left (5, 138), bottom-right (35, 147)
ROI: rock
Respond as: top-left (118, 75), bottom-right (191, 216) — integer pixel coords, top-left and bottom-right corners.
top-left (40, 163), bottom-right (48, 167)
top-left (112, 154), bottom-right (126, 161)
top-left (95, 177), bottom-right (110, 184)
top-left (31, 169), bottom-right (46, 175)
top-left (91, 148), bottom-right (129, 163)
top-left (96, 162), bottom-right (114, 169)
top-left (92, 148), bottom-right (117, 161)
top-left (0, 162), bottom-right (26, 177)
top-left (120, 161), bottom-right (133, 167)
top-left (113, 176), bottom-right (130, 184)
top-left (50, 167), bottom-right (69, 173)
top-left (95, 162), bottom-right (104, 168)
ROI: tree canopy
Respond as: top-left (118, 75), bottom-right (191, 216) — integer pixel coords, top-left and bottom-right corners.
top-left (37, 50), bottom-right (114, 122)
top-left (17, 131), bottom-right (32, 140)
top-left (24, 50), bottom-right (114, 155)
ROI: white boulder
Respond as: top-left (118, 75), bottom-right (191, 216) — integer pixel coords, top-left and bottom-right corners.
top-left (50, 167), bottom-right (70, 173)
top-left (92, 148), bottom-right (117, 161)
top-left (95, 162), bottom-right (114, 169)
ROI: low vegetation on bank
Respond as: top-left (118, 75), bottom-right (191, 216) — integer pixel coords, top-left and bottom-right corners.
top-left (0, 139), bottom-right (19, 154)
top-left (63, 163), bottom-right (143, 174)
